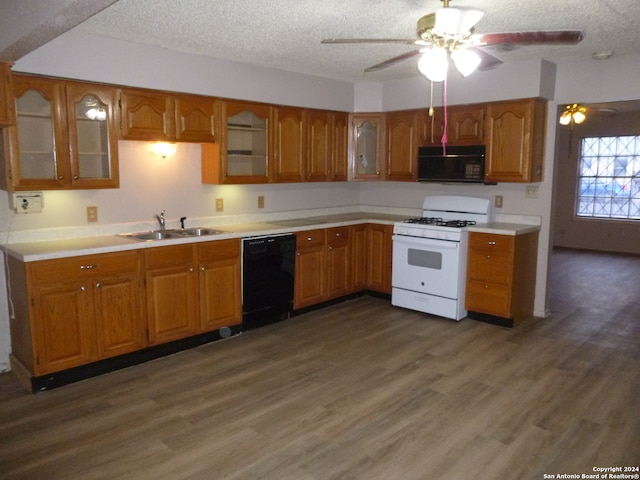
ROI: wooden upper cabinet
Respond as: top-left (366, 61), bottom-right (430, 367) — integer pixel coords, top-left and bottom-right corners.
top-left (0, 63), bottom-right (15, 126)
top-left (422, 107), bottom-right (445, 146)
top-left (118, 88), bottom-right (174, 140)
top-left (203, 99), bottom-right (271, 184)
top-left (447, 104), bottom-right (484, 145)
top-left (273, 106), bottom-right (305, 182)
top-left (385, 109), bottom-right (420, 181)
top-left (331, 111), bottom-right (349, 181)
top-left (350, 113), bottom-right (384, 180)
top-left (485, 98), bottom-right (546, 183)
top-left (173, 94), bottom-right (219, 143)
top-left (6, 75), bottom-right (119, 191)
top-left (119, 88), bottom-right (220, 142)
top-left (65, 82), bottom-right (120, 189)
top-left (306, 109), bottom-right (332, 182)
top-left (421, 104), bottom-right (484, 146)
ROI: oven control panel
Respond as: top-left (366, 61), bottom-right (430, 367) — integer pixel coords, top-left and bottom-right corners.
top-left (392, 225), bottom-right (463, 241)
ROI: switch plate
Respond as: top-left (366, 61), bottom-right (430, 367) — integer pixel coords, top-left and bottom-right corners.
top-left (525, 185), bottom-right (539, 199)
top-left (494, 195), bottom-right (503, 208)
top-left (216, 198), bottom-right (224, 212)
top-left (258, 196), bottom-right (265, 209)
top-left (87, 206), bottom-right (98, 223)
top-left (11, 192), bottom-right (44, 213)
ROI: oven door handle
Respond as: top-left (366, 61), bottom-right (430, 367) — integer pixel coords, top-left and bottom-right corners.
top-left (392, 235), bottom-right (459, 250)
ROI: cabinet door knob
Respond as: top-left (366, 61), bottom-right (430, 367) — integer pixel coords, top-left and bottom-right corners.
top-left (73, 175), bottom-right (79, 180)
top-left (189, 267), bottom-right (194, 272)
top-left (95, 282), bottom-right (101, 288)
top-left (80, 286), bottom-right (86, 292)
top-left (58, 175), bottom-right (64, 180)
top-left (485, 241), bottom-right (496, 245)
top-left (80, 264), bottom-right (97, 269)
top-left (307, 237), bottom-right (313, 241)
top-left (486, 255), bottom-right (491, 259)
top-left (201, 266), bottom-right (206, 271)
top-left (484, 284), bottom-right (489, 289)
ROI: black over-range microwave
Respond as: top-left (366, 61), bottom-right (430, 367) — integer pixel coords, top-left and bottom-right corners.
top-left (417, 144), bottom-right (486, 183)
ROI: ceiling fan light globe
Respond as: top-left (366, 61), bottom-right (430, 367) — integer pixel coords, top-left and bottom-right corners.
top-left (451, 49), bottom-right (481, 76)
top-left (418, 48), bottom-right (449, 82)
top-left (559, 112), bottom-right (572, 125)
top-left (573, 111), bottom-right (586, 124)
top-left (434, 7), bottom-right (484, 36)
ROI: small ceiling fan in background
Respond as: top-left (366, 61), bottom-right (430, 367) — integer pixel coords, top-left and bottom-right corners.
top-left (322, 0), bottom-right (584, 81)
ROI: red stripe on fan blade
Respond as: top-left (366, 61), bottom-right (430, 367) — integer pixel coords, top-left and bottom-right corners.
top-left (478, 30), bottom-right (584, 45)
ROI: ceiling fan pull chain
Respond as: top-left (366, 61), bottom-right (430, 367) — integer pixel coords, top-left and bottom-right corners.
top-left (429, 80), bottom-right (435, 144)
top-left (441, 75), bottom-right (448, 152)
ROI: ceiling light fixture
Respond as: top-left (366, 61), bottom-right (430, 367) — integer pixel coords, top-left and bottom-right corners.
top-left (417, 2), bottom-right (484, 82)
top-left (559, 104), bottom-right (587, 126)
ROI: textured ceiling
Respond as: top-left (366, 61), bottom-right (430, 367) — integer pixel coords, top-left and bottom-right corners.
top-left (72, 0), bottom-right (640, 82)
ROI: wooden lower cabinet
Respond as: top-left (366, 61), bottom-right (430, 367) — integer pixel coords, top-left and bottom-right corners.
top-left (326, 226), bottom-right (351, 299)
top-left (366, 223), bottom-right (393, 294)
top-left (465, 231), bottom-right (539, 325)
top-left (294, 229), bottom-right (327, 309)
top-left (198, 239), bottom-right (242, 332)
top-left (144, 240), bottom-right (242, 345)
top-left (144, 244), bottom-right (200, 345)
top-left (294, 223), bottom-right (393, 310)
top-left (9, 251), bottom-right (145, 376)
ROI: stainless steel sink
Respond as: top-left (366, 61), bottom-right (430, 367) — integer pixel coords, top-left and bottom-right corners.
top-left (121, 230), bottom-right (185, 241)
top-left (121, 227), bottom-right (227, 241)
top-left (178, 227), bottom-right (227, 236)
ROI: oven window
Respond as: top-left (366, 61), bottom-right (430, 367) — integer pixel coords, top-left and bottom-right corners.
top-left (407, 248), bottom-right (442, 269)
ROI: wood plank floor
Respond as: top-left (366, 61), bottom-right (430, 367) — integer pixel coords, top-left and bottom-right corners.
top-left (1, 248), bottom-right (639, 480)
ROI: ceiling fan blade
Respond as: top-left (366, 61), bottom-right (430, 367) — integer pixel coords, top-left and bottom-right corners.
top-left (322, 38), bottom-right (419, 45)
top-left (478, 30), bottom-right (584, 46)
top-left (468, 47), bottom-right (503, 71)
top-left (364, 49), bottom-right (422, 72)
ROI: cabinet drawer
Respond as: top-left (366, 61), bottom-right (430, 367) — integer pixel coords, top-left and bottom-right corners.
top-left (296, 229), bottom-right (326, 249)
top-left (326, 226), bottom-right (349, 246)
top-left (144, 244), bottom-right (196, 269)
top-left (468, 232), bottom-right (513, 253)
top-left (198, 238), bottom-right (240, 262)
top-left (466, 280), bottom-right (511, 317)
top-left (467, 250), bottom-right (512, 284)
top-left (29, 251), bottom-right (141, 285)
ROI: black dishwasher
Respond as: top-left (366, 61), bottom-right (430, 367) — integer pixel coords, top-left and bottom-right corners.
top-left (242, 234), bottom-right (296, 330)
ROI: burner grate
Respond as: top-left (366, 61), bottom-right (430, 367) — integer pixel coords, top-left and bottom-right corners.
top-left (403, 217), bottom-right (476, 228)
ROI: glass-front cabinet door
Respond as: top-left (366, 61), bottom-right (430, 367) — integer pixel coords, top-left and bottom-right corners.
top-left (351, 113), bottom-right (384, 180)
top-left (12, 77), bottom-right (68, 189)
top-left (9, 75), bottom-right (119, 190)
top-left (66, 84), bottom-right (119, 188)
top-left (223, 100), bottom-right (271, 183)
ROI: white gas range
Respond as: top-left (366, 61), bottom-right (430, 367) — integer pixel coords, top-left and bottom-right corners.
top-left (391, 195), bottom-right (491, 320)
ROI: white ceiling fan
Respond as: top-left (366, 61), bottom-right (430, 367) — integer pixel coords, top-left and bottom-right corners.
top-left (322, 0), bottom-right (584, 81)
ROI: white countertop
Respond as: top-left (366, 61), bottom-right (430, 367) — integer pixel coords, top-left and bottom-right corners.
top-left (4, 211), bottom-right (542, 262)
top-left (467, 222), bottom-right (541, 236)
top-left (4, 213), bottom-right (404, 262)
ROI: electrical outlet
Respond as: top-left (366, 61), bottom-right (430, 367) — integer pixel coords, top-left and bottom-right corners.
top-left (87, 206), bottom-right (98, 223)
top-left (258, 195), bottom-right (265, 209)
top-left (216, 198), bottom-right (224, 212)
top-left (494, 195), bottom-right (503, 208)
top-left (525, 185), bottom-right (539, 199)
top-left (12, 192), bottom-right (44, 213)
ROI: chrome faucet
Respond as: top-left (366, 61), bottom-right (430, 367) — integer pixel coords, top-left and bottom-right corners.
top-left (154, 210), bottom-right (166, 231)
